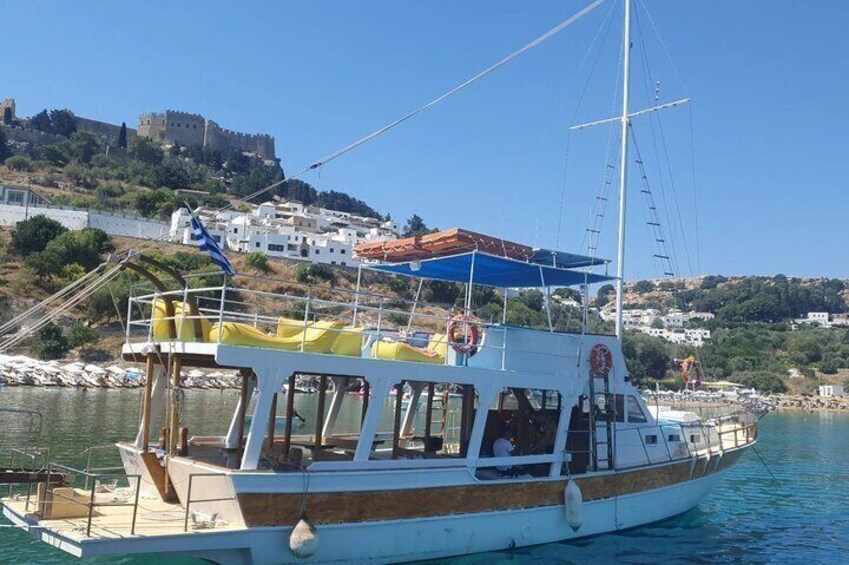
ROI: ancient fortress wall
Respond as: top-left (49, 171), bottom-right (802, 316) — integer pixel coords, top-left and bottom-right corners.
top-left (0, 125), bottom-right (66, 151)
top-left (74, 116), bottom-right (137, 144)
top-left (138, 110), bottom-right (276, 160)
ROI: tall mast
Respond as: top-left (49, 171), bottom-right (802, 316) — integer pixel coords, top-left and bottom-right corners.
top-left (614, 0), bottom-right (632, 339)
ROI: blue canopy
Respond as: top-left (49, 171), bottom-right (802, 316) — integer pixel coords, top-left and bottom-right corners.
top-left (530, 248), bottom-right (607, 269)
top-left (366, 251), bottom-right (614, 288)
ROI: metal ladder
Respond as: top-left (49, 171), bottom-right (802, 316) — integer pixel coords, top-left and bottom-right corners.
top-left (589, 376), bottom-right (615, 471)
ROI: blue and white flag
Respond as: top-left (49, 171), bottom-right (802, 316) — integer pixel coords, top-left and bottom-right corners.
top-left (184, 204), bottom-right (235, 276)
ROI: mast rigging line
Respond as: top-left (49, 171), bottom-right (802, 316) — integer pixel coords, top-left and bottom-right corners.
top-left (631, 5), bottom-right (692, 277)
top-left (556, 0), bottom-right (620, 250)
top-left (228, 0), bottom-right (609, 210)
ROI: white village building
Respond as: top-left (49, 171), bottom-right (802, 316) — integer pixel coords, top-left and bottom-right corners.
top-left (170, 199), bottom-right (400, 267)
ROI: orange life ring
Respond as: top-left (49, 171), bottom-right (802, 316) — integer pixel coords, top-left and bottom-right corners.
top-left (447, 315), bottom-right (481, 356)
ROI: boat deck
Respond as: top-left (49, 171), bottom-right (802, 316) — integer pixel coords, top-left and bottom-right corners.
top-left (2, 492), bottom-right (239, 541)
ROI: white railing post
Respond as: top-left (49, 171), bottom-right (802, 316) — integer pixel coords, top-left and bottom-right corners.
top-left (300, 289), bottom-right (311, 352)
top-left (217, 282), bottom-right (227, 344)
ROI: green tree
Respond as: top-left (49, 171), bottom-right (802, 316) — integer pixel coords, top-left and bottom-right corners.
top-left (26, 228), bottom-right (112, 277)
top-left (39, 143), bottom-right (71, 166)
top-left (64, 163), bottom-right (98, 189)
top-left (622, 333), bottom-right (671, 383)
top-left (130, 136), bottom-right (164, 165)
top-left (245, 251), bottom-right (272, 273)
top-left (67, 131), bottom-right (100, 164)
top-left (29, 110), bottom-right (52, 133)
top-left (117, 122), bottom-right (128, 149)
top-left (596, 283), bottom-right (616, 307)
top-left (5, 155), bottom-right (34, 172)
top-left (633, 280), bottom-right (654, 293)
top-left (49, 109), bottom-right (77, 137)
top-left (2, 107), bottom-right (11, 125)
top-left (733, 371), bottom-right (788, 393)
top-left (0, 128), bottom-right (10, 164)
top-left (402, 214), bottom-right (436, 237)
top-left (11, 215), bottom-right (68, 256)
top-left (68, 322), bottom-right (100, 352)
top-left (295, 263), bottom-right (336, 284)
top-left (31, 322), bottom-right (70, 360)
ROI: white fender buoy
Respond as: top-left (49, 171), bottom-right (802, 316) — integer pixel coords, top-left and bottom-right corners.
top-left (564, 480), bottom-right (584, 532)
top-left (289, 516), bottom-right (319, 559)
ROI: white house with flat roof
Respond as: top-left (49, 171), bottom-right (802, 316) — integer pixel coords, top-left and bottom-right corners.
top-left (818, 385), bottom-right (845, 398)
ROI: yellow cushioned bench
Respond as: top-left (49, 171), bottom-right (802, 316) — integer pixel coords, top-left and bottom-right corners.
top-left (371, 333), bottom-right (447, 364)
top-left (152, 299), bottom-right (212, 342)
top-left (210, 320), bottom-right (365, 356)
top-left (276, 317), bottom-right (308, 338)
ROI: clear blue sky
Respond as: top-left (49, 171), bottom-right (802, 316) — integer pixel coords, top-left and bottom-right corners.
top-left (4, 1), bottom-right (848, 279)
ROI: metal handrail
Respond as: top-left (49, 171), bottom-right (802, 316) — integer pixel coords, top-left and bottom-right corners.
top-left (183, 472), bottom-right (236, 532)
top-left (39, 461), bottom-right (142, 537)
top-left (126, 284), bottom-right (590, 369)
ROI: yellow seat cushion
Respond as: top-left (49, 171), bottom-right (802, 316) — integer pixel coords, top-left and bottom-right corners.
top-left (428, 333), bottom-right (448, 358)
top-left (330, 327), bottom-right (365, 356)
top-left (152, 299), bottom-right (211, 342)
top-left (371, 339), bottom-right (445, 364)
top-left (276, 317), bottom-right (308, 338)
top-left (210, 320), bottom-right (343, 353)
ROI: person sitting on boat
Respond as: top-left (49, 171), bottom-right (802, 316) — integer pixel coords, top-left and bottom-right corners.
top-left (493, 425), bottom-right (518, 476)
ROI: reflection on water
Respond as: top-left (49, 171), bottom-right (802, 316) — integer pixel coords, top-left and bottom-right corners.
top-left (0, 388), bottom-right (847, 564)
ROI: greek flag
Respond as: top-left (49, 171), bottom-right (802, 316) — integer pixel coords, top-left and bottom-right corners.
top-left (185, 204), bottom-right (235, 276)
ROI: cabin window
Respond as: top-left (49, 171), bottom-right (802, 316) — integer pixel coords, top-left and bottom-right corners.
top-left (627, 396), bottom-right (647, 423)
top-left (476, 388), bottom-right (562, 479)
top-left (644, 434), bottom-right (658, 445)
top-left (370, 380), bottom-right (476, 461)
top-left (262, 375), bottom-right (372, 470)
top-left (668, 433), bottom-right (681, 442)
top-left (613, 393), bottom-right (625, 423)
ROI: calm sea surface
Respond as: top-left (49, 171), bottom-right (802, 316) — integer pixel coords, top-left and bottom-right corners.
top-left (0, 387), bottom-right (847, 565)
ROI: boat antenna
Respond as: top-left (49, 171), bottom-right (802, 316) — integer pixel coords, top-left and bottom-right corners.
top-left (614, 0), bottom-right (632, 339)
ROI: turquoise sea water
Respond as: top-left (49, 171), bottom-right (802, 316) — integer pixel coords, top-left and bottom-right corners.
top-left (0, 387), bottom-right (847, 565)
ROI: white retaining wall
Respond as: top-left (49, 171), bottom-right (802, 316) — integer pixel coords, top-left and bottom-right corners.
top-left (0, 204), bottom-right (169, 240)
top-left (88, 212), bottom-right (169, 239)
top-left (0, 204), bottom-right (89, 230)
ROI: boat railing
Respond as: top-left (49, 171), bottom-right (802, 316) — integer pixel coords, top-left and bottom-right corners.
top-left (82, 445), bottom-right (128, 488)
top-left (126, 282), bottom-right (583, 370)
top-left (182, 471), bottom-right (238, 532)
top-left (4, 446), bottom-right (51, 497)
top-left (614, 411), bottom-right (757, 470)
top-left (21, 460), bottom-right (142, 538)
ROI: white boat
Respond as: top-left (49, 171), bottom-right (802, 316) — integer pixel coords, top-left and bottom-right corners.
top-left (2, 3), bottom-right (757, 564)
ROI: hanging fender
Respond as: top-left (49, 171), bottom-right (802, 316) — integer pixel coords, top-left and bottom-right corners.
top-left (564, 479), bottom-right (584, 532)
top-left (289, 515), bottom-right (319, 559)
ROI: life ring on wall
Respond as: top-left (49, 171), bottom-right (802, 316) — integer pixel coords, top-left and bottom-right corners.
top-left (447, 315), bottom-right (481, 356)
top-left (589, 343), bottom-right (613, 378)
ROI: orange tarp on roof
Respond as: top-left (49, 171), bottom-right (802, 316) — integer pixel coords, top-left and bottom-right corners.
top-left (355, 228), bottom-right (533, 263)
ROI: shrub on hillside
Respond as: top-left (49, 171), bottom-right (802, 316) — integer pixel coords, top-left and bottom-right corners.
top-left (5, 155), bottom-right (35, 172)
top-left (295, 263), bottom-right (336, 285)
top-left (68, 322), bottom-right (100, 352)
top-left (31, 323), bottom-right (70, 360)
top-left (245, 252), bottom-right (272, 273)
top-left (733, 371), bottom-right (788, 393)
top-left (25, 228), bottom-right (112, 277)
top-left (11, 215), bottom-right (68, 256)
